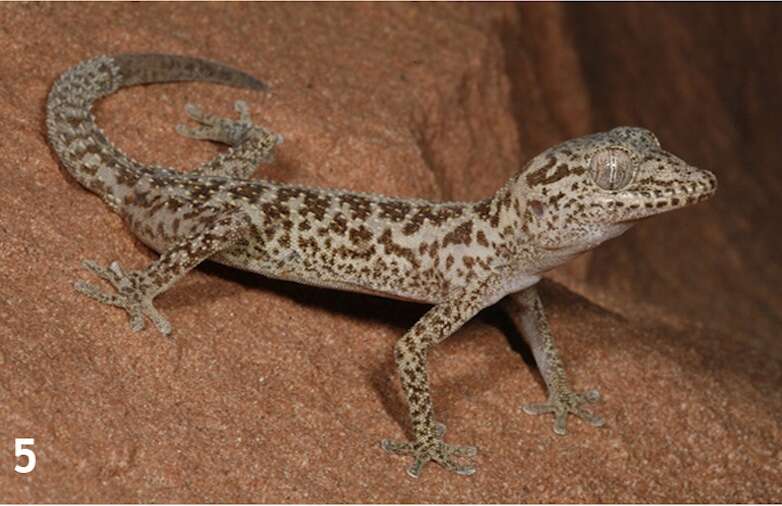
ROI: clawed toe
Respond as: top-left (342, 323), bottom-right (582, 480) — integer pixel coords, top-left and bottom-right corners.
top-left (74, 259), bottom-right (172, 336)
top-left (176, 101), bottom-right (255, 146)
top-left (576, 409), bottom-right (604, 427)
top-left (233, 100), bottom-right (251, 123)
top-left (380, 438), bottom-right (413, 456)
top-left (441, 459), bottom-right (476, 477)
top-left (74, 280), bottom-right (123, 306)
top-left (521, 402), bottom-right (555, 416)
top-left (583, 389), bottom-right (601, 402)
top-left (447, 443), bottom-right (477, 458)
top-left (522, 388), bottom-right (605, 435)
top-left (82, 259), bottom-right (124, 284)
top-left (381, 430), bottom-right (478, 478)
top-left (184, 103), bottom-right (209, 123)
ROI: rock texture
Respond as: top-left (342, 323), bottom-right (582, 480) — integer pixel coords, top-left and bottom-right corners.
top-left (0, 3), bottom-right (780, 502)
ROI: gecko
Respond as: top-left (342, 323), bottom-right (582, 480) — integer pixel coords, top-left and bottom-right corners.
top-left (46, 53), bottom-right (717, 478)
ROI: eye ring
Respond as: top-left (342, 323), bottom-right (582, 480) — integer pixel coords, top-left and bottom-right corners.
top-left (589, 147), bottom-right (635, 191)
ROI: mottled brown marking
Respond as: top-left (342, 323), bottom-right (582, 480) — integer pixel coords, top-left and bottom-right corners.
top-left (329, 213), bottom-right (348, 235)
top-left (442, 221), bottom-right (473, 247)
top-left (402, 220), bottom-right (422, 236)
top-left (378, 229), bottom-right (419, 268)
top-left (276, 187), bottom-right (301, 202)
top-left (338, 194), bottom-right (373, 220)
top-left (301, 190), bottom-right (331, 221)
top-left (232, 184), bottom-right (262, 200)
top-left (473, 199), bottom-right (493, 220)
top-left (527, 159), bottom-right (585, 187)
top-left (298, 236), bottom-right (318, 252)
top-left (378, 201), bottom-right (411, 222)
top-left (189, 183), bottom-right (217, 202)
top-left (499, 191), bottom-right (513, 211)
top-left (476, 230), bottom-right (489, 247)
top-left (348, 225), bottom-right (372, 245)
top-left (261, 201), bottom-right (289, 221)
top-left (167, 198), bottom-right (184, 212)
top-left (529, 200), bottom-right (544, 218)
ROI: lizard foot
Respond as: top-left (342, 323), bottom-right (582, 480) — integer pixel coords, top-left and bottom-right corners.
top-left (176, 100), bottom-right (283, 147)
top-left (74, 260), bottom-right (172, 335)
top-left (381, 423), bottom-right (477, 478)
top-left (522, 388), bottom-right (604, 435)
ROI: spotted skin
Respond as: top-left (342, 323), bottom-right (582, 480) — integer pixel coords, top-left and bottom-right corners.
top-left (47, 54), bottom-right (718, 478)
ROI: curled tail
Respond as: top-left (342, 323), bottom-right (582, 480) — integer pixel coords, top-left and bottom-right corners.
top-left (46, 53), bottom-right (266, 206)
top-left (110, 54), bottom-right (266, 90)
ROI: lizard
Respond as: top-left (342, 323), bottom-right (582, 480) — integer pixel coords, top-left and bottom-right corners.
top-left (46, 53), bottom-right (718, 478)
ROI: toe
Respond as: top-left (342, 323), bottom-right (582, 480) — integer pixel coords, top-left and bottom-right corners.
top-left (576, 408), bottom-right (604, 427)
top-left (455, 464), bottom-right (476, 476)
top-left (176, 124), bottom-right (214, 141)
top-left (184, 103), bottom-right (207, 122)
top-left (82, 260), bottom-right (119, 284)
top-left (381, 439), bottom-right (413, 455)
top-left (435, 453), bottom-right (476, 476)
top-left (144, 302), bottom-right (172, 335)
top-left (128, 306), bottom-right (146, 332)
top-left (448, 444), bottom-right (477, 457)
top-left (583, 389), bottom-right (601, 402)
top-left (553, 412), bottom-right (568, 435)
top-left (522, 402), bottom-right (555, 416)
top-left (406, 458), bottom-right (424, 479)
top-left (176, 124), bottom-right (198, 138)
top-left (234, 100), bottom-right (251, 122)
top-left (74, 280), bottom-right (122, 306)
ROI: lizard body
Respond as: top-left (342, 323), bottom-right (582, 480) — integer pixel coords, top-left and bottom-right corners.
top-left (47, 54), bottom-right (717, 478)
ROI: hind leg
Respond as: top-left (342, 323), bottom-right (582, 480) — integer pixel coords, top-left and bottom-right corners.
top-left (177, 100), bottom-right (283, 179)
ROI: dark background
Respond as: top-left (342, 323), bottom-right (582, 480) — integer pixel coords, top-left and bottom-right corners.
top-left (506, 4), bottom-right (781, 349)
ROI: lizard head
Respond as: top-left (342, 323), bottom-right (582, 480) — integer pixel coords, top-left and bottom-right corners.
top-left (515, 126), bottom-right (717, 256)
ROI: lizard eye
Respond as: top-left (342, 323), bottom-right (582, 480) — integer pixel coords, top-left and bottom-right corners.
top-left (590, 148), bottom-right (634, 190)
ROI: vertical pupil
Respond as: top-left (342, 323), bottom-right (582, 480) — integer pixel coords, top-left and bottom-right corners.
top-left (608, 155), bottom-right (618, 187)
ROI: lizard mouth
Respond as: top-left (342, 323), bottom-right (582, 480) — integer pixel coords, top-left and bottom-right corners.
top-left (606, 168), bottom-right (717, 222)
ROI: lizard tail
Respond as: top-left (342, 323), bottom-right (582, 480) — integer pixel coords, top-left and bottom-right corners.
top-left (111, 53), bottom-right (267, 90)
top-left (46, 53), bottom-right (266, 207)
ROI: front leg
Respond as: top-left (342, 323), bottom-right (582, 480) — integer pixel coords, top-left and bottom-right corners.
top-left (501, 286), bottom-right (604, 435)
top-left (382, 276), bottom-right (502, 478)
top-left (74, 211), bottom-right (252, 336)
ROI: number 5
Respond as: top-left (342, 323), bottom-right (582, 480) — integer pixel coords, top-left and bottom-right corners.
top-left (15, 438), bottom-right (36, 474)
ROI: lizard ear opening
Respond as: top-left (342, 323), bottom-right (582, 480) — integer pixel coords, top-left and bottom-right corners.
top-left (590, 148), bottom-right (635, 191)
